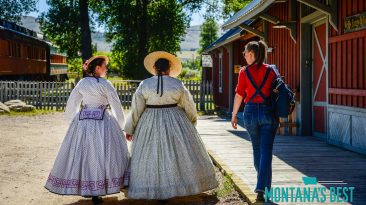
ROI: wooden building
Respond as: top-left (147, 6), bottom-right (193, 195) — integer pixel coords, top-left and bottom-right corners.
top-left (0, 19), bottom-right (68, 81)
top-left (204, 0), bottom-right (366, 154)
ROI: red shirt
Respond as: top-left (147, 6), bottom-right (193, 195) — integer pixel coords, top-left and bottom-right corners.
top-left (235, 64), bottom-right (278, 103)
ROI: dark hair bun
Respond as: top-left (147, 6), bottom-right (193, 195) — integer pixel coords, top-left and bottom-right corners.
top-left (154, 58), bottom-right (170, 73)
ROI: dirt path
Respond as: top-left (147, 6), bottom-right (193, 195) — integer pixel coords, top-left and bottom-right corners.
top-left (0, 113), bottom-right (246, 205)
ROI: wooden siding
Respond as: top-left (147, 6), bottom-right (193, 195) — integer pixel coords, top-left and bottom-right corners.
top-left (329, 0), bottom-right (366, 108)
top-left (267, 2), bottom-right (301, 100)
top-left (50, 54), bottom-right (67, 64)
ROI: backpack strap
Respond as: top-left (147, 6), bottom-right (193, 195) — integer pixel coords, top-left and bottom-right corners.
top-left (245, 66), bottom-right (271, 103)
top-left (268, 64), bottom-right (280, 77)
top-left (268, 64), bottom-right (284, 89)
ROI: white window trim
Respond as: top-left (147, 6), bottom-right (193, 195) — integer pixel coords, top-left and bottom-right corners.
top-left (218, 52), bottom-right (223, 93)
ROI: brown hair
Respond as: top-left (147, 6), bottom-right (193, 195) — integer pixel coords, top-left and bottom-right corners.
top-left (86, 58), bottom-right (105, 76)
top-left (244, 40), bottom-right (268, 68)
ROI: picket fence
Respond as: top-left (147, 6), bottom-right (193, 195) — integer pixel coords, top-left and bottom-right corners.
top-left (0, 80), bottom-right (214, 111)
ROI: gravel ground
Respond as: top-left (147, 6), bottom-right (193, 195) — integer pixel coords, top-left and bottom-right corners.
top-left (0, 112), bottom-right (247, 205)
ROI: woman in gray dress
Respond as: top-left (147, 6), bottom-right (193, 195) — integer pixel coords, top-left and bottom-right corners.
top-left (45, 56), bottom-right (129, 204)
top-left (125, 51), bottom-right (218, 200)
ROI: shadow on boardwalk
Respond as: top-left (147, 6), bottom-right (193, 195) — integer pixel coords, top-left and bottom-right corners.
top-left (197, 116), bottom-right (366, 204)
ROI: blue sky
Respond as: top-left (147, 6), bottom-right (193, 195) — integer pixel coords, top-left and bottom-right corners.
top-left (28, 0), bottom-right (207, 27)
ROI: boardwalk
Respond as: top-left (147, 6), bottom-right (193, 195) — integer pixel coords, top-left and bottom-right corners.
top-left (196, 116), bottom-right (366, 205)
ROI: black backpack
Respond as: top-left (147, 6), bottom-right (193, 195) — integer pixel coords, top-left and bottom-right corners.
top-left (268, 65), bottom-right (295, 118)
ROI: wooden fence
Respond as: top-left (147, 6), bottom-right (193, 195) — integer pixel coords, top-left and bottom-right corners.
top-left (0, 80), bottom-right (213, 111)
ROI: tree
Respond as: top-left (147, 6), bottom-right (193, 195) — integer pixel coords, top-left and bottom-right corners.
top-left (222, 0), bottom-right (251, 19)
top-left (0, 0), bottom-right (37, 23)
top-left (39, 0), bottom-right (93, 62)
top-left (199, 17), bottom-right (218, 54)
top-left (96, 0), bottom-right (203, 80)
top-left (79, 0), bottom-right (92, 62)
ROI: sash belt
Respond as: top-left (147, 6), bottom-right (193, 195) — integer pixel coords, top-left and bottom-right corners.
top-left (146, 104), bottom-right (177, 108)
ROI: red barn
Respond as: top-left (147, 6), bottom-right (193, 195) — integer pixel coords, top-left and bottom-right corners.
top-left (205, 0), bottom-right (366, 155)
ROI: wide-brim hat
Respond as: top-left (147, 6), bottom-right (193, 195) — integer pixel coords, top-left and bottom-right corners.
top-left (85, 55), bottom-right (109, 67)
top-left (143, 51), bottom-right (182, 77)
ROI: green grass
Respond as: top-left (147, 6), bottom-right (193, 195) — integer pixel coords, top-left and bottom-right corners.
top-left (214, 174), bottom-right (236, 198)
top-left (0, 109), bottom-right (61, 116)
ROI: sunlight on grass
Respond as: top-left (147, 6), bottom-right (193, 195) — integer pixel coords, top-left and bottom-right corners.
top-left (0, 109), bottom-right (61, 116)
top-left (214, 174), bottom-right (236, 198)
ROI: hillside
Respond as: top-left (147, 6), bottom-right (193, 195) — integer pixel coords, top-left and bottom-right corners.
top-left (20, 16), bottom-right (222, 52)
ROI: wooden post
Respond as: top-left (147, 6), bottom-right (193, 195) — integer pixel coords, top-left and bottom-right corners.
top-left (200, 82), bottom-right (204, 111)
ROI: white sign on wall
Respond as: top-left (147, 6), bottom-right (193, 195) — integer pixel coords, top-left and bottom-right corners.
top-left (202, 54), bottom-right (213, 68)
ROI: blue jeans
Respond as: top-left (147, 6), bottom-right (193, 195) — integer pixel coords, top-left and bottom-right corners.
top-left (243, 103), bottom-right (278, 193)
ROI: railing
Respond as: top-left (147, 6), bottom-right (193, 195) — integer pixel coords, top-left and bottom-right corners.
top-left (0, 80), bottom-right (213, 112)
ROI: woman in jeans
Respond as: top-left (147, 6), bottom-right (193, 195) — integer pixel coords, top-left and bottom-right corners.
top-left (231, 40), bottom-right (279, 201)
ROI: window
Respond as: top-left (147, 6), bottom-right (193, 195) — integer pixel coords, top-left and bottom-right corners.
top-left (219, 53), bottom-right (223, 93)
top-left (33, 47), bottom-right (38, 59)
top-left (40, 49), bottom-right (46, 60)
top-left (8, 41), bottom-right (21, 57)
top-left (8, 41), bottom-right (11, 56)
top-left (27, 46), bottom-right (32, 59)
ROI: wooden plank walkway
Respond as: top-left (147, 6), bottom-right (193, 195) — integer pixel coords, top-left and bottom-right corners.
top-left (196, 116), bottom-right (366, 205)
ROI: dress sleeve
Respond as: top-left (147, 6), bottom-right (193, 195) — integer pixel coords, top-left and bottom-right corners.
top-left (235, 68), bottom-right (246, 98)
top-left (178, 83), bottom-right (197, 126)
top-left (125, 82), bottom-right (146, 135)
top-left (105, 81), bottom-right (126, 129)
top-left (64, 81), bottom-right (83, 123)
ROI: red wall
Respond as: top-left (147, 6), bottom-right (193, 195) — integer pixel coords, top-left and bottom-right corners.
top-left (329, 0), bottom-right (366, 108)
top-left (267, 2), bottom-right (301, 100)
top-left (210, 0), bottom-right (366, 110)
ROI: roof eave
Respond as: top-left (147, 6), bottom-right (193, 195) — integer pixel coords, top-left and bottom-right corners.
top-left (222, 0), bottom-right (275, 30)
top-left (204, 32), bottom-right (241, 53)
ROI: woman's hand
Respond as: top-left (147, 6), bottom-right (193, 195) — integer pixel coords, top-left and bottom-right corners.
top-left (231, 114), bottom-right (238, 129)
top-left (231, 94), bottom-right (243, 130)
top-left (126, 134), bottom-right (133, 141)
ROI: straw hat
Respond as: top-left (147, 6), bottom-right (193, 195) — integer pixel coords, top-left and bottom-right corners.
top-left (85, 55), bottom-right (109, 67)
top-left (143, 51), bottom-right (182, 77)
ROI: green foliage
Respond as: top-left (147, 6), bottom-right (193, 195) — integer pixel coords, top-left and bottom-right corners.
top-left (177, 0), bottom-right (204, 12)
top-left (94, 51), bottom-right (124, 76)
top-left (147, 0), bottom-right (188, 53)
top-left (214, 174), bottom-right (235, 198)
top-left (178, 68), bottom-right (201, 81)
top-left (222, 0), bottom-right (251, 19)
top-left (179, 55), bottom-right (201, 80)
top-left (199, 17), bottom-right (218, 53)
top-left (66, 57), bottom-right (83, 76)
top-left (108, 51), bottom-right (125, 77)
top-left (41, 0), bottom-right (205, 79)
top-left (0, 0), bottom-right (37, 23)
top-left (95, 0), bottom-right (201, 80)
top-left (67, 50), bottom-right (124, 77)
top-left (39, 0), bottom-right (82, 59)
top-left (182, 58), bottom-right (201, 70)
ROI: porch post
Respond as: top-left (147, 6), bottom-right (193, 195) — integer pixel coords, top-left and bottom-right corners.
top-left (225, 44), bottom-right (234, 112)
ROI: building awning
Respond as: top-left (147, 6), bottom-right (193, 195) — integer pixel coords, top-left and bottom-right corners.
top-left (204, 20), bottom-right (253, 53)
top-left (222, 0), bottom-right (275, 30)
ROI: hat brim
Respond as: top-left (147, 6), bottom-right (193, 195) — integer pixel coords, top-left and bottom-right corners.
top-left (143, 51), bottom-right (182, 77)
top-left (86, 55), bottom-right (109, 66)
